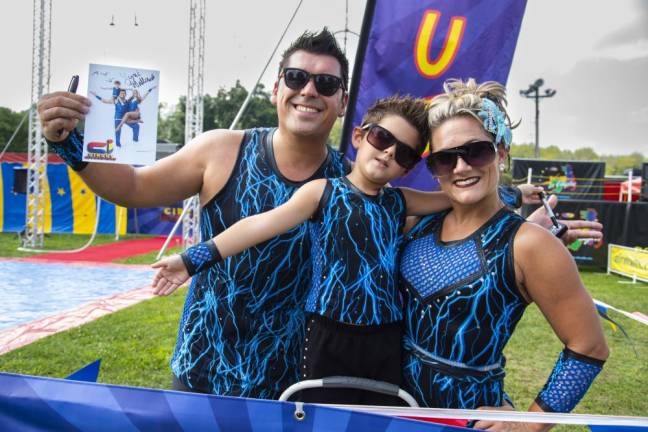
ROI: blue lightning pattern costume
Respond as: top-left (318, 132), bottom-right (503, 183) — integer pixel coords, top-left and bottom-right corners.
top-left (172, 128), bottom-right (349, 398)
top-left (306, 177), bottom-right (406, 325)
top-left (299, 177), bottom-right (406, 404)
top-left (400, 208), bottom-right (526, 409)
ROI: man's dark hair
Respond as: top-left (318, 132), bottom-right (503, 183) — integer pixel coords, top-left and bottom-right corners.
top-left (278, 28), bottom-right (349, 89)
top-left (114, 81), bottom-right (121, 85)
top-left (361, 95), bottom-right (430, 155)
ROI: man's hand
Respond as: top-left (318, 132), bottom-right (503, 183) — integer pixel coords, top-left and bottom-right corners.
top-left (526, 194), bottom-right (603, 246)
top-left (37, 92), bottom-right (91, 142)
top-left (517, 183), bottom-right (544, 205)
top-left (151, 254), bottom-right (191, 296)
top-left (473, 405), bottom-right (549, 432)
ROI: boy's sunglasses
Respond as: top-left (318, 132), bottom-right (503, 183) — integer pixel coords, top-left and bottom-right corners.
top-left (281, 68), bottom-right (345, 97)
top-left (362, 123), bottom-right (421, 170)
top-left (426, 141), bottom-right (497, 176)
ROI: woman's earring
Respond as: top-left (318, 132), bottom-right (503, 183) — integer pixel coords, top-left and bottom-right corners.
top-left (499, 163), bottom-right (506, 172)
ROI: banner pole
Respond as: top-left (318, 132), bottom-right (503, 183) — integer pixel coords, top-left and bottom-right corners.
top-left (339, 0), bottom-right (376, 155)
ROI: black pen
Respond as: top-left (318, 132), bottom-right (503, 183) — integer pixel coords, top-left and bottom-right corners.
top-left (68, 75), bottom-right (79, 93)
top-left (538, 191), bottom-right (568, 238)
top-left (56, 75), bottom-right (80, 138)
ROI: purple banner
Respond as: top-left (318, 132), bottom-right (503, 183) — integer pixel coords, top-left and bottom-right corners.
top-left (127, 203), bottom-right (183, 235)
top-left (344, 0), bottom-right (527, 190)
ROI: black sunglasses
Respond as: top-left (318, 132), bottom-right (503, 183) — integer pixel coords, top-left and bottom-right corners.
top-left (362, 123), bottom-right (421, 170)
top-left (426, 141), bottom-right (497, 176)
top-left (281, 68), bottom-right (345, 97)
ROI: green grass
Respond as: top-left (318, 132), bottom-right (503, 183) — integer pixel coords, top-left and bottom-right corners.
top-left (0, 234), bottom-right (646, 424)
top-left (0, 289), bottom-right (187, 389)
top-left (114, 247), bottom-right (183, 265)
top-left (503, 269), bottom-right (648, 423)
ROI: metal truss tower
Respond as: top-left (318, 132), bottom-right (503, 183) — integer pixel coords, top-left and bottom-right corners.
top-left (182, 0), bottom-right (206, 248)
top-left (23, 0), bottom-right (52, 248)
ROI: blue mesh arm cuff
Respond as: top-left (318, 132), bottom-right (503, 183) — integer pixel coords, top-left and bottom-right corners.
top-left (498, 185), bottom-right (522, 209)
top-left (46, 128), bottom-right (88, 172)
top-left (535, 348), bottom-right (605, 413)
top-left (180, 240), bottom-right (223, 276)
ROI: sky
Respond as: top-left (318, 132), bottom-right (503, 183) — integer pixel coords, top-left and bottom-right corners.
top-left (1, 0), bottom-right (647, 156)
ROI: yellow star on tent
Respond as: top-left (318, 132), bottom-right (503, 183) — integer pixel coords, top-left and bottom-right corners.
top-left (57, 187), bottom-right (66, 196)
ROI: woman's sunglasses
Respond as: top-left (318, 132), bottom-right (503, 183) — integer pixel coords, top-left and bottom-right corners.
top-left (281, 68), bottom-right (345, 97)
top-left (426, 140), bottom-right (497, 176)
top-left (362, 123), bottom-right (421, 170)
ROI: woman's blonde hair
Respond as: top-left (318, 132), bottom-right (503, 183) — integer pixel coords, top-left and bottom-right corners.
top-left (428, 78), bottom-right (518, 145)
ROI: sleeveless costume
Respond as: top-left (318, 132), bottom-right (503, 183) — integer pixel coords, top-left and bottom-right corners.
top-left (300, 177), bottom-right (406, 404)
top-left (400, 208), bottom-right (526, 409)
top-left (171, 127), bottom-right (349, 398)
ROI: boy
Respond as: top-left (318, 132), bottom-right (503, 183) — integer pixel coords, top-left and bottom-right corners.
top-left (152, 95), bottom-right (450, 404)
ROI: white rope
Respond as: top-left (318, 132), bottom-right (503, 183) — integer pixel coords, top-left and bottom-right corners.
top-left (594, 299), bottom-right (648, 326)
top-left (157, 0), bottom-right (305, 258)
top-left (17, 198), bottom-right (103, 254)
top-left (324, 404), bottom-right (648, 427)
top-left (229, 0), bottom-right (304, 129)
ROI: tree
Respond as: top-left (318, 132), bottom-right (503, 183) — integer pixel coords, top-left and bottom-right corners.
top-left (157, 100), bottom-right (185, 145)
top-left (509, 142), bottom-right (646, 176)
top-left (0, 107), bottom-right (29, 153)
top-left (157, 81), bottom-right (277, 146)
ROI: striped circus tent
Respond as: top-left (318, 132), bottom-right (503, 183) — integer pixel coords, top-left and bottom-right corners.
top-left (0, 155), bottom-right (126, 235)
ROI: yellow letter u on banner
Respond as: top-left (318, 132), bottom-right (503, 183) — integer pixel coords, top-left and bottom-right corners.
top-left (414, 10), bottom-right (466, 78)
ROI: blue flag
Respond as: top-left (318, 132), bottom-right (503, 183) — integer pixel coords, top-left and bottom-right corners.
top-left (343, 0), bottom-right (527, 190)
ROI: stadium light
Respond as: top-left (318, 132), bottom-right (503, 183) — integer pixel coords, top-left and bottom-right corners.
top-left (520, 78), bottom-right (556, 157)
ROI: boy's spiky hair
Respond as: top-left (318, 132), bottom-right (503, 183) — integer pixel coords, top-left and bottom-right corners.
top-left (361, 95), bottom-right (430, 154)
top-left (278, 28), bottom-right (349, 89)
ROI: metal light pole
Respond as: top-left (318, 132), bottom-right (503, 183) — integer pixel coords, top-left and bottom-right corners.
top-left (520, 79), bottom-right (556, 158)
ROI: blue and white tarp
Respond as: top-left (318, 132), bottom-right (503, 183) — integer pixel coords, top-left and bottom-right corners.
top-left (0, 373), bottom-right (468, 432)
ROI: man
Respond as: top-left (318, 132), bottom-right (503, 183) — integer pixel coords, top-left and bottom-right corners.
top-left (38, 28), bottom-right (601, 399)
top-left (90, 88), bottom-right (139, 147)
top-left (39, 29), bottom-right (350, 399)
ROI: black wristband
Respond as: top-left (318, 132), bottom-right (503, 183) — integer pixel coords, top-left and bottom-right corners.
top-left (47, 129), bottom-right (88, 172)
top-left (180, 240), bottom-right (223, 276)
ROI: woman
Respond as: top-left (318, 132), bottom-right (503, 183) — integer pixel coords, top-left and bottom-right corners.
top-left (400, 79), bottom-right (608, 430)
top-left (116, 86), bottom-right (156, 132)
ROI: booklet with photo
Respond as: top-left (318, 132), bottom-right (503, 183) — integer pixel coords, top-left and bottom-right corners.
top-left (82, 64), bottom-right (160, 165)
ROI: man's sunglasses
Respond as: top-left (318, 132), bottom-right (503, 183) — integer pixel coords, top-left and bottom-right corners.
top-left (281, 68), bottom-right (345, 97)
top-left (426, 141), bottom-right (497, 176)
top-left (362, 123), bottom-right (421, 170)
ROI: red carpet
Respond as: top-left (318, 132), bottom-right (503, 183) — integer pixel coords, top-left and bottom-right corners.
top-left (27, 236), bottom-right (181, 263)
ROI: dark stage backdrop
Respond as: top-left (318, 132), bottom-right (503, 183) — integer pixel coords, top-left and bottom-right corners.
top-left (513, 159), bottom-right (605, 200)
top-left (522, 200), bottom-right (648, 268)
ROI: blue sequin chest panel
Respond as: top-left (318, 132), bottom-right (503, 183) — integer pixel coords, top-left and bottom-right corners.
top-left (171, 128), bottom-right (349, 399)
top-left (401, 234), bottom-right (485, 302)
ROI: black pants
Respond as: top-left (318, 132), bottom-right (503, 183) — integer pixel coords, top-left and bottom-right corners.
top-left (298, 313), bottom-right (404, 406)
